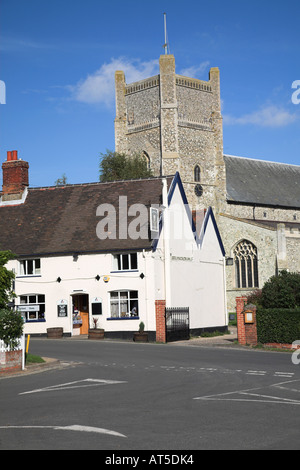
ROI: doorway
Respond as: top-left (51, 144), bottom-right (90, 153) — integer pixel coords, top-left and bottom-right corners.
top-left (73, 294), bottom-right (89, 335)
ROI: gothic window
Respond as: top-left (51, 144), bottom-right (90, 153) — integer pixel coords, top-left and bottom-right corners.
top-left (194, 165), bottom-right (201, 182)
top-left (142, 151), bottom-right (151, 170)
top-left (233, 240), bottom-right (259, 289)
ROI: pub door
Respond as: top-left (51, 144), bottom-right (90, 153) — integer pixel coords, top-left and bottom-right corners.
top-left (73, 294), bottom-right (89, 335)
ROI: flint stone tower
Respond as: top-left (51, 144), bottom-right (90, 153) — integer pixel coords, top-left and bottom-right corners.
top-left (115, 54), bottom-right (226, 213)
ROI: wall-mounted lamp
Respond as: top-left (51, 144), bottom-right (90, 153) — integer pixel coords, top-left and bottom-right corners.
top-left (225, 257), bottom-right (234, 266)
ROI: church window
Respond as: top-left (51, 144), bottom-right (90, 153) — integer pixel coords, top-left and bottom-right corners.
top-left (233, 240), bottom-right (259, 289)
top-left (194, 165), bottom-right (201, 182)
top-left (142, 151), bottom-right (150, 170)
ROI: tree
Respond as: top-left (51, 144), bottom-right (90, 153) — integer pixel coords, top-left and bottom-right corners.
top-left (99, 151), bottom-right (153, 183)
top-left (55, 173), bottom-right (68, 186)
top-left (0, 250), bottom-right (16, 309)
top-left (0, 308), bottom-right (24, 350)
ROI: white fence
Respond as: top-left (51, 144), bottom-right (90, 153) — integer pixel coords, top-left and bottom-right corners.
top-left (0, 335), bottom-right (25, 370)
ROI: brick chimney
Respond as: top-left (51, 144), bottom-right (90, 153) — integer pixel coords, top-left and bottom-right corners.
top-left (2, 150), bottom-right (29, 201)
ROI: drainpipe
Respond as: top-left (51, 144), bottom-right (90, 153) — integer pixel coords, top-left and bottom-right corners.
top-left (162, 178), bottom-right (171, 308)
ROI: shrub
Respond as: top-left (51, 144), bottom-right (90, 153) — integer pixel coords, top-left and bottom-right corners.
top-left (0, 309), bottom-right (24, 350)
top-left (257, 308), bottom-right (300, 344)
top-left (261, 270), bottom-right (300, 309)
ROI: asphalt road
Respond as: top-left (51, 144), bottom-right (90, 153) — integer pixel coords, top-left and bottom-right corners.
top-left (0, 338), bottom-right (300, 451)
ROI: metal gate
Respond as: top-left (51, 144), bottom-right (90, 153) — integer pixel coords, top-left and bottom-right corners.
top-left (165, 307), bottom-right (190, 342)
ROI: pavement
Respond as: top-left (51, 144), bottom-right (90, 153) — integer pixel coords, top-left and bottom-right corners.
top-left (0, 326), bottom-right (239, 378)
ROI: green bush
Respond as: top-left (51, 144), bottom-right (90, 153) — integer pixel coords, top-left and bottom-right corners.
top-left (261, 270), bottom-right (300, 309)
top-left (257, 308), bottom-right (300, 344)
top-left (0, 309), bottom-right (24, 350)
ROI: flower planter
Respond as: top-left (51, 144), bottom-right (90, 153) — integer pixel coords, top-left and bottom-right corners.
top-left (133, 332), bottom-right (148, 343)
top-left (47, 327), bottom-right (63, 338)
top-left (88, 328), bottom-right (105, 340)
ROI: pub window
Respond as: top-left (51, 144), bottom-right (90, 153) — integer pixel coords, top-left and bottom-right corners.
top-left (109, 290), bottom-right (139, 318)
top-left (19, 294), bottom-right (45, 322)
top-left (19, 259), bottom-right (41, 276)
top-left (112, 253), bottom-right (138, 271)
top-left (194, 165), bottom-right (201, 182)
top-left (234, 240), bottom-right (259, 289)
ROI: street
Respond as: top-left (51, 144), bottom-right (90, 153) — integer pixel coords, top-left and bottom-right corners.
top-left (0, 338), bottom-right (300, 451)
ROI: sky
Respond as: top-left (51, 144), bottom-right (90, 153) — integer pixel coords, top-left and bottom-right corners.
top-left (0, 0), bottom-right (299, 188)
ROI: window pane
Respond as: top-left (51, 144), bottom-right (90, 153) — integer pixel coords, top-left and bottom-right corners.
top-left (235, 260), bottom-right (240, 288)
top-left (129, 290), bottom-right (138, 299)
top-left (38, 294), bottom-right (45, 303)
top-left (20, 295), bottom-right (27, 304)
top-left (29, 295), bottom-right (36, 304)
top-left (35, 259), bottom-right (41, 274)
top-left (122, 254), bottom-right (129, 270)
top-left (253, 258), bottom-right (259, 287)
top-left (27, 260), bottom-right (34, 275)
top-left (247, 258), bottom-right (253, 288)
top-left (130, 253), bottom-right (138, 270)
top-left (20, 261), bottom-right (25, 276)
top-left (241, 259), bottom-right (246, 288)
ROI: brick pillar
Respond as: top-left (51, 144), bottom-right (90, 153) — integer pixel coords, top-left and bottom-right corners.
top-left (236, 297), bottom-right (258, 346)
top-left (236, 296), bottom-right (247, 346)
top-left (155, 300), bottom-right (166, 343)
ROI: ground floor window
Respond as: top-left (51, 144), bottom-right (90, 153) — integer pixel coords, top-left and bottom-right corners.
top-left (19, 294), bottom-right (45, 321)
top-left (109, 290), bottom-right (139, 318)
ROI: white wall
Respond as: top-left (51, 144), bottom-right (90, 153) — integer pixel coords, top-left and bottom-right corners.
top-left (7, 251), bottom-right (156, 336)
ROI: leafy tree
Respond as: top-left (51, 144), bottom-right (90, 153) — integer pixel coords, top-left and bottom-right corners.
top-left (260, 270), bottom-right (300, 309)
top-left (99, 150), bottom-right (153, 183)
top-left (0, 308), bottom-right (24, 350)
top-left (0, 250), bottom-right (16, 309)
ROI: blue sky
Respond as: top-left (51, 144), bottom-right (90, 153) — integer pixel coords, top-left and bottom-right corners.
top-left (0, 0), bottom-right (299, 188)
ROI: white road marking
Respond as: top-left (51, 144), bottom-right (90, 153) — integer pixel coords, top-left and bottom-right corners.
top-left (19, 378), bottom-right (127, 395)
top-left (194, 382), bottom-right (300, 406)
top-left (0, 425), bottom-right (126, 438)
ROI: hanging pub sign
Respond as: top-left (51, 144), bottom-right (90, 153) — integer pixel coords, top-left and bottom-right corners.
top-left (57, 299), bottom-right (68, 317)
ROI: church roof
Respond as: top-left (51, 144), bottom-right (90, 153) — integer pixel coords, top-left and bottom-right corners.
top-left (224, 155), bottom-right (300, 208)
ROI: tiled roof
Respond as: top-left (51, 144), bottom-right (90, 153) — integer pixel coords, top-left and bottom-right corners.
top-left (0, 177), bottom-right (172, 257)
top-left (224, 155), bottom-right (300, 208)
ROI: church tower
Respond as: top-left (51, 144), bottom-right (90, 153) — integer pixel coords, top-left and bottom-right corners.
top-left (114, 54), bottom-right (226, 213)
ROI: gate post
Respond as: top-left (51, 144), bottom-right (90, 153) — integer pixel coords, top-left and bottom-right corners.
top-left (155, 300), bottom-right (166, 343)
top-left (236, 297), bottom-right (258, 346)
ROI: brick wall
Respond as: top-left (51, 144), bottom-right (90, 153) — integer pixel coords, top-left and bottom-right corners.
top-left (0, 350), bottom-right (22, 374)
top-left (155, 300), bottom-right (166, 343)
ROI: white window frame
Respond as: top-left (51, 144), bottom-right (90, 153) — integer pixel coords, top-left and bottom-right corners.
top-left (109, 290), bottom-right (139, 318)
top-left (112, 253), bottom-right (138, 272)
top-left (19, 259), bottom-right (41, 276)
top-left (18, 294), bottom-right (45, 322)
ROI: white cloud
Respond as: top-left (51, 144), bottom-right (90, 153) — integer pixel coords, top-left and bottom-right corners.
top-left (179, 61), bottom-right (210, 79)
top-left (69, 57), bottom-right (159, 107)
top-left (223, 105), bottom-right (297, 128)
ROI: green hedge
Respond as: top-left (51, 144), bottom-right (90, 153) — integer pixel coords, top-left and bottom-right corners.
top-left (257, 308), bottom-right (300, 344)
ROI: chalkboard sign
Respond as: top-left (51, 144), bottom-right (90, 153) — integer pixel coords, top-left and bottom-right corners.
top-left (57, 300), bottom-right (68, 317)
top-left (91, 297), bottom-right (102, 315)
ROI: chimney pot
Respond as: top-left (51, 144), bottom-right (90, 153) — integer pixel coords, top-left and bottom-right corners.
top-left (7, 151), bottom-right (12, 161)
top-left (12, 150), bottom-right (18, 161)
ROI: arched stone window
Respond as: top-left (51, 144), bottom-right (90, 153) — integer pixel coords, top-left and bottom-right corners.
top-left (194, 165), bottom-right (201, 182)
top-left (142, 151), bottom-right (150, 170)
top-left (233, 240), bottom-right (259, 288)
